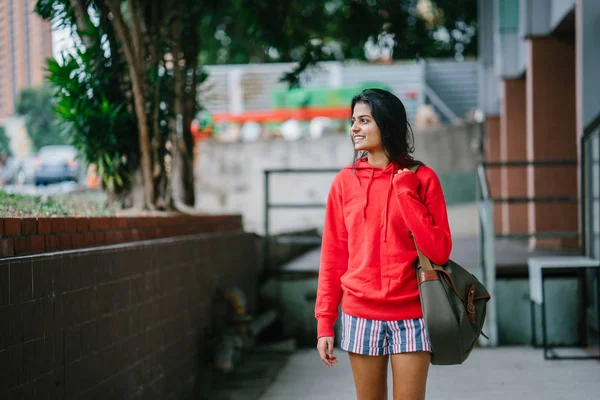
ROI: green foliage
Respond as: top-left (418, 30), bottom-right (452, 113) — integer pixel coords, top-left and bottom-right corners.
top-left (15, 85), bottom-right (67, 151)
top-left (198, 0), bottom-right (478, 72)
top-left (0, 190), bottom-right (70, 216)
top-left (37, 0), bottom-right (137, 194)
top-left (0, 126), bottom-right (11, 157)
top-left (46, 53), bottom-right (136, 192)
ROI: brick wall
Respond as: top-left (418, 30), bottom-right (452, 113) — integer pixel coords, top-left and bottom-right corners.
top-left (0, 215), bottom-right (242, 258)
top-left (0, 227), bottom-right (260, 399)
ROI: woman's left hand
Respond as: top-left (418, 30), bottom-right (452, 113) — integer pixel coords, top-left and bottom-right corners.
top-left (394, 168), bottom-right (412, 176)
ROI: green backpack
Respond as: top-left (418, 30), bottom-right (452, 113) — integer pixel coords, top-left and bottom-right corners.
top-left (410, 165), bottom-right (491, 365)
top-left (415, 251), bottom-right (491, 365)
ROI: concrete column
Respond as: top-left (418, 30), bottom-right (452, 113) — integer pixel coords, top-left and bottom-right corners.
top-left (526, 37), bottom-right (578, 248)
top-left (485, 115), bottom-right (503, 234)
top-left (500, 78), bottom-right (528, 235)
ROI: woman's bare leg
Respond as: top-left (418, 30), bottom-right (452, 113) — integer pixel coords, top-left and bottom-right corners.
top-left (348, 352), bottom-right (389, 400)
top-left (390, 351), bottom-right (430, 400)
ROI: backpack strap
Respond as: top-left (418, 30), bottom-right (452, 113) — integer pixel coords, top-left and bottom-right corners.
top-left (414, 238), bottom-right (435, 272)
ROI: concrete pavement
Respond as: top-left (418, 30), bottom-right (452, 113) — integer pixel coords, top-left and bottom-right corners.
top-left (259, 347), bottom-right (600, 400)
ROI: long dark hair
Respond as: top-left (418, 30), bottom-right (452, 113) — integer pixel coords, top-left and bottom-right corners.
top-left (351, 88), bottom-right (419, 167)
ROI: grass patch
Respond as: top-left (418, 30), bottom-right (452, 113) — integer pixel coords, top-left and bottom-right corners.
top-left (0, 190), bottom-right (116, 217)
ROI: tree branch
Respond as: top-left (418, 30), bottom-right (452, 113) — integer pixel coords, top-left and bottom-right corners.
top-left (127, 0), bottom-right (144, 62)
top-left (106, 0), bottom-right (137, 71)
top-left (106, 0), bottom-right (155, 209)
top-left (136, 0), bottom-right (149, 38)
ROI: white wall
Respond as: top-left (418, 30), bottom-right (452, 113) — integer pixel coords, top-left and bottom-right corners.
top-left (194, 124), bottom-right (482, 236)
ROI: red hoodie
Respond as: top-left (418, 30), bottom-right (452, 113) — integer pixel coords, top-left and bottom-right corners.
top-left (315, 159), bottom-right (452, 338)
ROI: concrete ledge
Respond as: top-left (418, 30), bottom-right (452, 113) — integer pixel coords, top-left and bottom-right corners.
top-left (0, 214), bottom-right (242, 258)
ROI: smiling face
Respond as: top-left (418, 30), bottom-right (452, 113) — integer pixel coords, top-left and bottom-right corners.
top-left (351, 102), bottom-right (383, 153)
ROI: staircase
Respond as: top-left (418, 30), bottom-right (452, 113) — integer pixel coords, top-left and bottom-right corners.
top-left (423, 60), bottom-right (479, 123)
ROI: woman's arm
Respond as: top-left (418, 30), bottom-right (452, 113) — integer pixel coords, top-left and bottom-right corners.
top-left (393, 169), bottom-right (452, 265)
top-left (315, 175), bottom-right (349, 338)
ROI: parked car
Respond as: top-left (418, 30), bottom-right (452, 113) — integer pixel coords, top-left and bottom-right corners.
top-left (34, 145), bottom-right (81, 185)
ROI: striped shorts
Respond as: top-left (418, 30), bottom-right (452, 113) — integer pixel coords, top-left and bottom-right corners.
top-left (340, 312), bottom-right (432, 356)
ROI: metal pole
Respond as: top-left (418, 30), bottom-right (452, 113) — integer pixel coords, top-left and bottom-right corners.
top-left (263, 170), bottom-right (270, 271)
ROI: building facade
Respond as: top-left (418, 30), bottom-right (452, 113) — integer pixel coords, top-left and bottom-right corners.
top-left (479, 0), bottom-right (600, 249)
top-left (478, 0), bottom-right (600, 347)
top-left (0, 0), bottom-right (53, 120)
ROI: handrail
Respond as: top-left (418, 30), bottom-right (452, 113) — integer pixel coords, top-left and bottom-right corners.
top-left (476, 160), bottom-right (579, 204)
top-left (263, 168), bottom-right (341, 270)
top-left (492, 196), bottom-right (578, 203)
top-left (264, 168), bottom-right (341, 174)
top-left (476, 163), bottom-right (490, 200)
top-left (476, 168), bottom-right (496, 346)
top-left (423, 84), bottom-right (459, 122)
top-left (482, 159), bottom-right (578, 168)
top-left (476, 157), bottom-right (582, 348)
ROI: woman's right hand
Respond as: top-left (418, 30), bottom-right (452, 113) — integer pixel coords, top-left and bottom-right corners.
top-left (317, 336), bottom-right (338, 367)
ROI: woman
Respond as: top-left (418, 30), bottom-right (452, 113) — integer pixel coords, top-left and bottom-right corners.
top-left (315, 88), bottom-right (452, 400)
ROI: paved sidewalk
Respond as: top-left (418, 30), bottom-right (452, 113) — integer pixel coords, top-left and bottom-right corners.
top-left (259, 347), bottom-right (600, 400)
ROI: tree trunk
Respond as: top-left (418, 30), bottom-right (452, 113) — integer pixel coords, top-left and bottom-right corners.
top-left (169, 13), bottom-right (195, 211)
top-left (180, 2), bottom-right (202, 208)
top-left (121, 168), bottom-right (146, 209)
top-left (130, 73), bottom-right (155, 210)
top-left (182, 41), bottom-right (200, 207)
top-left (106, 0), bottom-right (155, 210)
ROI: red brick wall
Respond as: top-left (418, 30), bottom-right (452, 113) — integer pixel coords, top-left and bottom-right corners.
top-left (1, 215), bottom-right (242, 258)
top-left (526, 37), bottom-right (578, 248)
top-left (485, 116), bottom-right (503, 234)
top-left (0, 227), bottom-right (259, 399)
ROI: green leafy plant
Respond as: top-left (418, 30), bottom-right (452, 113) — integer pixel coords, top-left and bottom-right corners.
top-left (15, 85), bottom-right (67, 151)
top-left (0, 126), bottom-right (11, 157)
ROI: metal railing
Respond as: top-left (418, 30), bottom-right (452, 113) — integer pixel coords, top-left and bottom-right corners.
top-left (423, 84), bottom-right (459, 122)
top-left (475, 162), bottom-right (497, 346)
top-left (477, 109), bottom-right (600, 345)
top-left (476, 158), bottom-right (580, 347)
top-left (263, 168), bottom-right (340, 271)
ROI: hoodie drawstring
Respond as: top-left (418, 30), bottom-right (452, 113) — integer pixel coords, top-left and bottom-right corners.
top-left (362, 168), bottom-right (375, 222)
top-left (383, 170), bottom-right (393, 242)
top-left (360, 166), bottom-right (394, 243)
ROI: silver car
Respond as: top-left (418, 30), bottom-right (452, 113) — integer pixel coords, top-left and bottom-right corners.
top-left (34, 145), bottom-right (81, 185)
